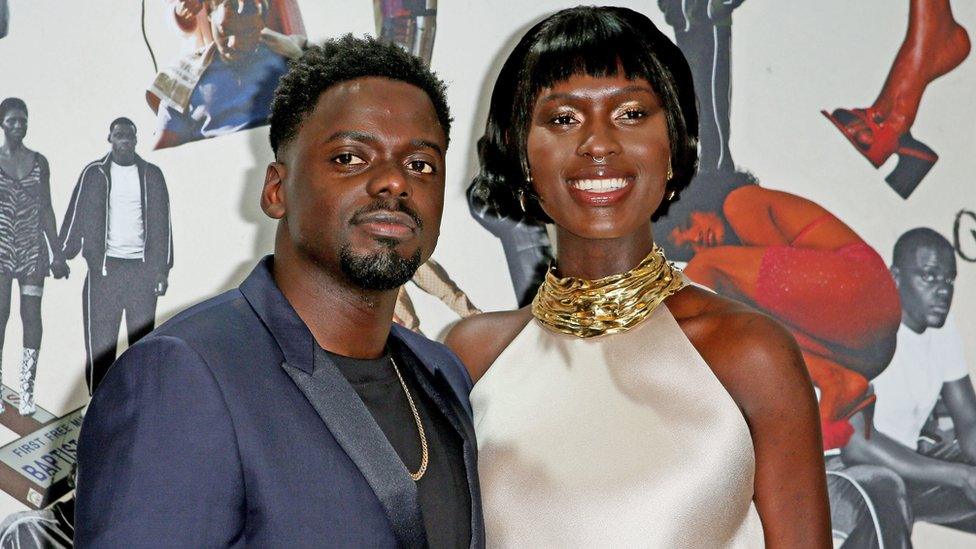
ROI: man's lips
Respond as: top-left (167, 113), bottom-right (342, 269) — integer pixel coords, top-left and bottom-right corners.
top-left (353, 210), bottom-right (418, 239)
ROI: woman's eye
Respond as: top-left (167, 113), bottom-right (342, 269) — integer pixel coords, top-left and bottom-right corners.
top-left (550, 113), bottom-right (577, 126)
top-left (409, 160), bottom-right (435, 174)
top-left (333, 153), bottom-right (365, 165)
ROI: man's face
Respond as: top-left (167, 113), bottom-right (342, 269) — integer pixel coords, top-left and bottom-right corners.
top-left (895, 244), bottom-right (957, 329)
top-left (108, 123), bottom-right (137, 164)
top-left (275, 77), bottom-right (447, 291)
top-left (210, 0), bottom-right (265, 62)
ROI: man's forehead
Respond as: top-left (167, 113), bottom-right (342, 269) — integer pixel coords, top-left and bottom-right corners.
top-left (911, 245), bottom-right (955, 270)
top-left (317, 78), bottom-right (432, 112)
top-left (307, 78), bottom-right (444, 141)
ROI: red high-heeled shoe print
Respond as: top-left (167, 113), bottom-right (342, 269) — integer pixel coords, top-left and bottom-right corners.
top-left (822, 0), bottom-right (969, 199)
top-left (821, 108), bottom-right (939, 198)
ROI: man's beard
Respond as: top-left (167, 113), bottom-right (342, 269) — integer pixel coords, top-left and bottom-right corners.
top-left (338, 242), bottom-right (423, 291)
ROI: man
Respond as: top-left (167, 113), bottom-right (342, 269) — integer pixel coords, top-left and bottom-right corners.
top-left (830, 227), bottom-right (976, 547)
top-left (150, 0), bottom-right (305, 149)
top-left (59, 118), bottom-right (173, 395)
top-left (75, 35), bottom-right (484, 547)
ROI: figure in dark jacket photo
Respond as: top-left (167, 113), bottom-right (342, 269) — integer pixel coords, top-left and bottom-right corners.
top-left (59, 118), bottom-right (173, 394)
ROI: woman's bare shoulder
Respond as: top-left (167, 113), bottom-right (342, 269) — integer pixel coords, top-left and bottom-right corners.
top-left (667, 287), bottom-right (816, 417)
top-left (444, 307), bottom-right (534, 383)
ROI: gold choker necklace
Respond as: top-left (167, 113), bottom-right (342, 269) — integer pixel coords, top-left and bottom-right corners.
top-left (531, 245), bottom-right (687, 338)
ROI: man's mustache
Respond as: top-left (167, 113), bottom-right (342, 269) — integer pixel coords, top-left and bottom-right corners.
top-left (350, 199), bottom-right (423, 230)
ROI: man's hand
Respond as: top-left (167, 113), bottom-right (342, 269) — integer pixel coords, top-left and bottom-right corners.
top-left (952, 464), bottom-right (976, 504)
top-left (50, 258), bottom-right (70, 279)
top-left (174, 0), bottom-right (204, 20)
top-left (155, 274), bottom-right (169, 296)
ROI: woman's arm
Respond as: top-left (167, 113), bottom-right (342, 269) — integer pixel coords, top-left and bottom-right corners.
top-left (724, 186), bottom-right (860, 249)
top-left (674, 289), bottom-right (831, 548)
top-left (723, 315), bottom-right (830, 547)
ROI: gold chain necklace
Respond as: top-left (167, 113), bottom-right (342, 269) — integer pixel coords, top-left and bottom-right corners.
top-left (390, 356), bottom-right (429, 481)
top-left (531, 244), bottom-right (687, 338)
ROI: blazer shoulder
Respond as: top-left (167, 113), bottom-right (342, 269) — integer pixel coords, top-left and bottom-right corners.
top-left (393, 325), bottom-right (473, 393)
top-left (153, 289), bottom-right (277, 365)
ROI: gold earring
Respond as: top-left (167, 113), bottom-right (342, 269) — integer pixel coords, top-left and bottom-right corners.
top-left (666, 165), bottom-right (673, 181)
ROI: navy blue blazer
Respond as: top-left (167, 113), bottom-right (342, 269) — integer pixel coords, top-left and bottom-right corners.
top-left (75, 257), bottom-right (485, 547)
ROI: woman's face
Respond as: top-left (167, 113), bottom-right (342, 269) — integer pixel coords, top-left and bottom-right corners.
top-left (525, 73), bottom-right (670, 240)
top-left (1, 109), bottom-right (27, 142)
top-left (668, 210), bottom-right (727, 253)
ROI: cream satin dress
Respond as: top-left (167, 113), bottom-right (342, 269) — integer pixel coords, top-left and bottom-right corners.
top-left (471, 303), bottom-right (765, 547)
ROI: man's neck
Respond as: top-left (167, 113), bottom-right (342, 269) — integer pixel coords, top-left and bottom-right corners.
top-left (273, 247), bottom-right (398, 360)
top-left (111, 153), bottom-right (136, 166)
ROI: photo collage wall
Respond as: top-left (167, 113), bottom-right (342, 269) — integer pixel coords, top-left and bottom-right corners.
top-left (0, 0), bottom-right (974, 546)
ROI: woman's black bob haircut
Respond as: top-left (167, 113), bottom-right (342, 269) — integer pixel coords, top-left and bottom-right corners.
top-left (469, 6), bottom-right (699, 223)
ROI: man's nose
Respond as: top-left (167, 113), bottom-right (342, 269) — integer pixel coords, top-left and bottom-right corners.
top-left (366, 162), bottom-right (412, 199)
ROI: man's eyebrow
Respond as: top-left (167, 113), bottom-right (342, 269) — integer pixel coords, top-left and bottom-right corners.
top-left (323, 130), bottom-right (379, 145)
top-left (322, 132), bottom-right (442, 157)
top-left (540, 85), bottom-right (656, 103)
top-left (411, 138), bottom-right (443, 157)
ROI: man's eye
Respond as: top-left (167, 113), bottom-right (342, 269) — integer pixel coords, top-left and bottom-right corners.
top-left (921, 274), bottom-right (936, 283)
top-left (333, 153), bottom-right (365, 165)
top-left (618, 109), bottom-right (647, 120)
top-left (409, 160), bottom-right (435, 174)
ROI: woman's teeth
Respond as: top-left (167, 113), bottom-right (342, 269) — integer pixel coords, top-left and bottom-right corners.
top-left (570, 178), bottom-right (629, 192)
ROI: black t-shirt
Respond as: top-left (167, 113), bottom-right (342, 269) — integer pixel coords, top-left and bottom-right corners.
top-left (326, 344), bottom-right (471, 549)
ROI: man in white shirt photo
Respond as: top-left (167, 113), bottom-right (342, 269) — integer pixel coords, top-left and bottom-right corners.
top-left (833, 227), bottom-right (976, 547)
top-left (59, 118), bottom-right (173, 394)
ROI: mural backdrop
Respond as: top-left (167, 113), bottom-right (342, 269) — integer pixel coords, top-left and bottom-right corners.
top-left (0, 0), bottom-right (973, 547)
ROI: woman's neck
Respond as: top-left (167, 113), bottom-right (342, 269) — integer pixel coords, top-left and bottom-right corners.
top-left (0, 139), bottom-right (25, 156)
top-left (553, 224), bottom-right (655, 280)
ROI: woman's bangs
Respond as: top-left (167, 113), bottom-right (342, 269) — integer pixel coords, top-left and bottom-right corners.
top-left (527, 31), bottom-right (659, 97)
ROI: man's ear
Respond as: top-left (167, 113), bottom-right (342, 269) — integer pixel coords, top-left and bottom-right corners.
top-left (890, 266), bottom-right (901, 289)
top-left (261, 161), bottom-right (287, 219)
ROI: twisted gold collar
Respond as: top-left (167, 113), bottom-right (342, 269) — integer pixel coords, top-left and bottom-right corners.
top-left (531, 245), bottom-right (687, 338)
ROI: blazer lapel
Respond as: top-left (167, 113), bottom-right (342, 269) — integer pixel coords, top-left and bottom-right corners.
top-left (391, 337), bottom-right (486, 549)
top-left (281, 348), bottom-right (427, 549)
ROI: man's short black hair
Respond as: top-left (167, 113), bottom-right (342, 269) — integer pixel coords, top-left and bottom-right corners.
top-left (892, 227), bottom-right (954, 267)
top-left (269, 34), bottom-right (452, 157)
top-left (109, 117), bottom-right (136, 133)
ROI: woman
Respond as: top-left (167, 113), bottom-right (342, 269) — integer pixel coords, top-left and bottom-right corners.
top-left (447, 7), bottom-right (830, 547)
top-left (0, 98), bottom-right (69, 415)
top-left (665, 174), bottom-right (901, 450)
